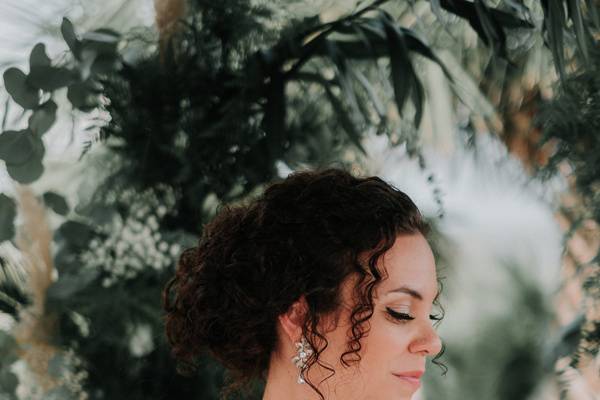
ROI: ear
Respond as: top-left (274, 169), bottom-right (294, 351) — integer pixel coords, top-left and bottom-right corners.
top-left (278, 294), bottom-right (308, 343)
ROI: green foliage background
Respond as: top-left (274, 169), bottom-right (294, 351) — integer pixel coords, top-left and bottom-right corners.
top-left (0, 0), bottom-right (598, 399)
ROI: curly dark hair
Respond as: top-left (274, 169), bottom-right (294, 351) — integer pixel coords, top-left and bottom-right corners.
top-left (162, 167), bottom-right (446, 400)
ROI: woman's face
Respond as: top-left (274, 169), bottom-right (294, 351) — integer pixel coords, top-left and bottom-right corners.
top-left (306, 233), bottom-right (442, 400)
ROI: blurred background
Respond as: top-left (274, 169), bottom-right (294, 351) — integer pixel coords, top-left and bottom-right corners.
top-left (0, 0), bottom-right (598, 399)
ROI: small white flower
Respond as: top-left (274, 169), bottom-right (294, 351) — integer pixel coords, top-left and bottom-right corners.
top-left (169, 244), bottom-right (181, 257)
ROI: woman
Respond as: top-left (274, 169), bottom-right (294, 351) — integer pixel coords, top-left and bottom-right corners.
top-left (163, 168), bottom-right (445, 400)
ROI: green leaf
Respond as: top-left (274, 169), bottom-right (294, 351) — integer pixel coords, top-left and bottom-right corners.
top-left (0, 129), bottom-right (46, 183)
top-left (327, 41), bottom-right (362, 123)
top-left (0, 280), bottom-right (30, 319)
top-left (400, 28), bottom-right (453, 82)
top-left (28, 100), bottom-right (57, 135)
top-left (6, 157), bottom-right (44, 184)
top-left (0, 369), bottom-right (18, 394)
top-left (29, 43), bottom-right (51, 68)
top-left (43, 191), bottom-right (69, 216)
top-left (411, 76), bottom-right (425, 127)
top-left (46, 269), bottom-right (99, 300)
top-left (56, 220), bottom-right (95, 248)
top-left (61, 18), bottom-right (81, 59)
top-left (0, 129), bottom-right (44, 166)
top-left (566, 0), bottom-right (589, 62)
top-left (80, 30), bottom-right (120, 59)
top-left (3, 68), bottom-right (39, 109)
top-left (67, 80), bottom-right (101, 111)
top-left (27, 66), bottom-right (76, 91)
top-left (0, 194), bottom-right (16, 243)
top-left (351, 69), bottom-right (385, 118)
top-left (0, 331), bottom-right (18, 365)
top-left (382, 17), bottom-right (414, 119)
top-left (547, 0), bottom-right (567, 81)
top-left (91, 53), bottom-right (120, 75)
top-left (474, 0), bottom-right (502, 52)
top-left (43, 191), bottom-right (69, 215)
top-left (324, 86), bottom-right (366, 154)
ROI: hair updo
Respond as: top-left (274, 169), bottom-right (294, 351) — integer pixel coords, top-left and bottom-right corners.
top-left (162, 168), bottom-right (442, 399)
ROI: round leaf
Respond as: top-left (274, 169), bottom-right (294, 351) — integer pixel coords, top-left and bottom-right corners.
top-left (29, 43), bottom-right (51, 68)
top-left (0, 369), bottom-right (18, 394)
top-left (0, 331), bottom-right (18, 366)
top-left (6, 157), bottom-right (44, 184)
top-left (3, 67), bottom-right (39, 109)
top-left (0, 194), bottom-right (16, 242)
top-left (43, 191), bottom-right (69, 215)
top-left (91, 53), bottom-right (120, 75)
top-left (67, 81), bottom-right (101, 111)
top-left (0, 129), bottom-right (44, 165)
top-left (57, 220), bottom-right (95, 248)
top-left (28, 100), bottom-right (57, 135)
top-left (27, 66), bottom-right (76, 91)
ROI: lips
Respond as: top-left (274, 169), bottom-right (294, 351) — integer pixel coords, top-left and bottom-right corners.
top-left (392, 371), bottom-right (424, 389)
top-left (394, 371), bottom-right (424, 379)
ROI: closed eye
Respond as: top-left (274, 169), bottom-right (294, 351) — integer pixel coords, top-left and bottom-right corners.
top-left (386, 307), bottom-right (443, 324)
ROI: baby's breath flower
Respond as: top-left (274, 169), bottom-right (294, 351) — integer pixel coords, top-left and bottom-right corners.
top-left (79, 185), bottom-right (182, 286)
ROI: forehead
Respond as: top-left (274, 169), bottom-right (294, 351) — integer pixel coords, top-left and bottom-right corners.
top-left (375, 234), bottom-right (438, 302)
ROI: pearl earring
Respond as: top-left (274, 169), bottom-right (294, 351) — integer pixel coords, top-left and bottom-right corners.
top-left (291, 336), bottom-right (313, 384)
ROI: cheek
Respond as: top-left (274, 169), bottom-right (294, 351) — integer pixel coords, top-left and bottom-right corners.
top-left (361, 316), bottom-right (411, 363)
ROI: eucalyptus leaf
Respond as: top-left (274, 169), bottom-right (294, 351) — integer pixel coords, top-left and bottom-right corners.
top-left (27, 66), bottom-right (76, 91)
top-left (6, 157), bottom-right (44, 184)
top-left (91, 53), bottom-right (121, 75)
top-left (0, 129), bottom-right (44, 165)
top-left (0, 194), bottom-right (16, 243)
top-left (29, 43), bottom-right (51, 68)
top-left (80, 35), bottom-right (119, 57)
top-left (3, 68), bottom-right (39, 109)
top-left (0, 369), bottom-right (18, 395)
top-left (43, 191), bottom-right (70, 216)
top-left (28, 100), bottom-right (57, 135)
top-left (67, 81), bottom-right (101, 111)
top-left (0, 331), bottom-right (18, 363)
top-left (56, 220), bottom-right (95, 248)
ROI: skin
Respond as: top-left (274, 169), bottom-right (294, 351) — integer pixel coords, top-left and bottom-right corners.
top-left (262, 233), bottom-right (443, 400)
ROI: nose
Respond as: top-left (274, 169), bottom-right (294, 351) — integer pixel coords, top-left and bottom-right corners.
top-left (408, 321), bottom-right (443, 357)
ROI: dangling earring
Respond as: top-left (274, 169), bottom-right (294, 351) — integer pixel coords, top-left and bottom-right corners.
top-left (291, 335), bottom-right (313, 384)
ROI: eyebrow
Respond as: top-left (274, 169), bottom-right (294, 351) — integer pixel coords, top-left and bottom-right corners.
top-left (385, 286), bottom-right (439, 301)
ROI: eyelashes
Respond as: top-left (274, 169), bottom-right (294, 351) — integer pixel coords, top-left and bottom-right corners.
top-left (386, 307), bottom-right (443, 324)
